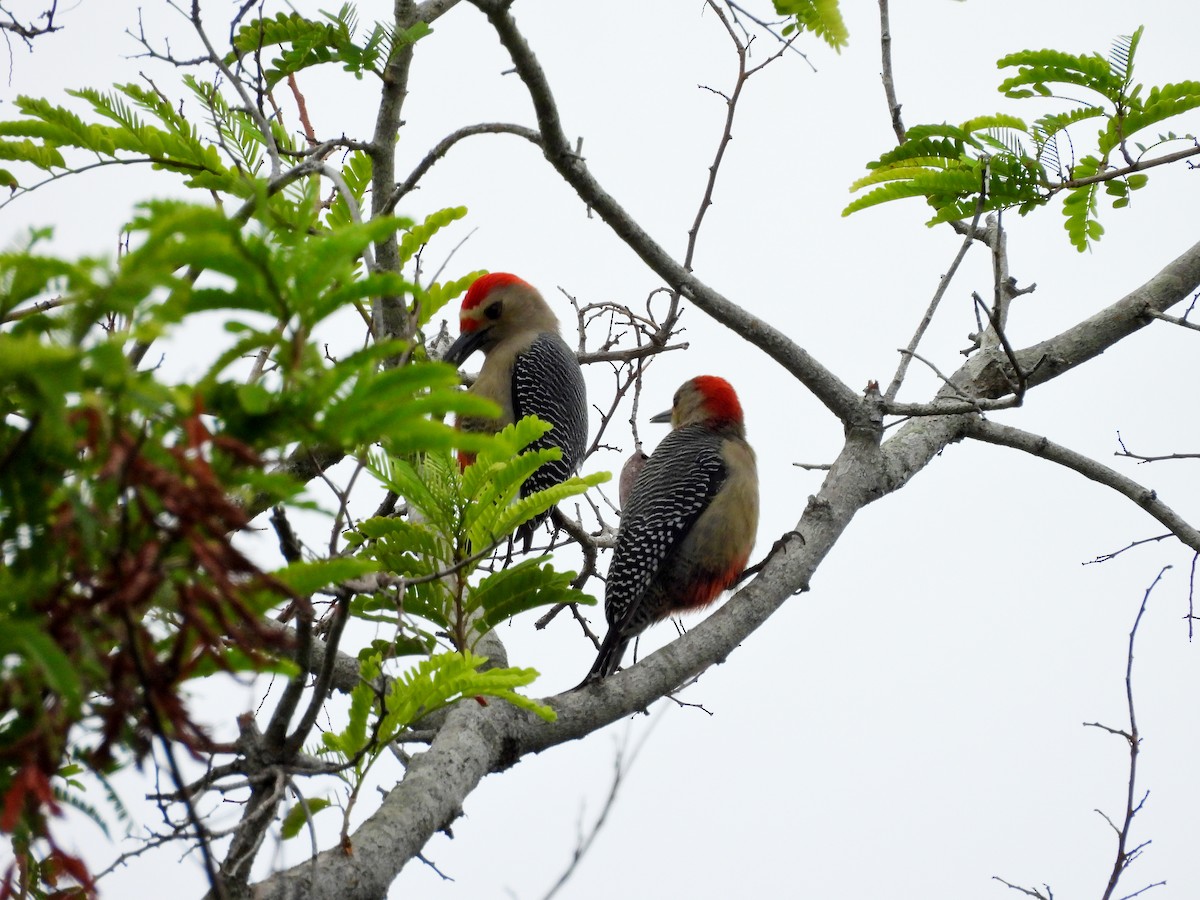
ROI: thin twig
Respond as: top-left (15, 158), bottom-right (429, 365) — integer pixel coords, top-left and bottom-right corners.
top-left (991, 877), bottom-right (1052, 900)
top-left (1114, 430), bottom-right (1200, 463)
top-left (884, 174), bottom-right (988, 403)
top-left (966, 420), bottom-right (1200, 555)
top-left (1084, 534), bottom-right (1174, 566)
top-left (971, 290), bottom-right (1028, 403)
top-left (121, 607), bottom-right (228, 899)
top-left (1086, 567), bottom-right (1170, 900)
top-left (725, 1), bottom-right (814, 70)
top-left (538, 716), bottom-right (664, 900)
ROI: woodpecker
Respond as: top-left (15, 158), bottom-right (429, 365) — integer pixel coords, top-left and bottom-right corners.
top-left (443, 272), bottom-right (588, 549)
top-left (582, 376), bottom-right (759, 684)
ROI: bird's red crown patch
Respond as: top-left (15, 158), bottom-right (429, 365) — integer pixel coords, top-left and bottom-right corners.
top-left (694, 375), bottom-right (743, 424)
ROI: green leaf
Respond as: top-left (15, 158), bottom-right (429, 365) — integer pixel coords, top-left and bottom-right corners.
top-left (376, 651), bottom-right (554, 734)
top-left (396, 206), bottom-right (469, 266)
top-left (1119, 80), bottom-right (1200, 143)
top-left (236, 382), bottom-right (273, 415)
top-left (481, 471), bottom-right (610, 552)
top-left (470, 557), bottom-right (596, 636)
top-left (959, 113), bottom-right (1029, 134)
top-left (273, 558), bottom-right (380, 596)
top-left (773, 0), bottom-right (848, 52)
top-left (1031, 106), bottom-right (1106, 147)
top-left (0, 624), bottom-right (83, 712)
top-left (419, 270), bottom-right (485, 329)
top-left (0, 137), bottom-right (65, 170)
top-left (227, 7), bottom-right (405, 85)
top-left (281, 797), bottom-right (334, 839)
top-left (997, 47), bottom-right (1121, 100)
top-left (1059, 155), bottom-right (1102, 251)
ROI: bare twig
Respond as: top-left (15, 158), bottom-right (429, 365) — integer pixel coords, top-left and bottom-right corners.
top-left (1188, 552), bottom-right (1199, 642)
top-left (1084, 534), bottom-right (1174, 566)
top-left (1049, 144), bottom-right (1200, 191)
top-left (539, 717), bottom-right (663, 900)
top-left (725, 1), bottom-right (814, 70)
top-left (884, 171), bottom-right (989, 403)
top-left (286, 73), bottom-right (318, 147)
top-left (183, 0), bottom-right (282, 177)
top-left (991, 877), bottom-right (1052, 900)
top-left (971, 290), bottom-right (1029, 402)
top-left (1114, 431), bottom-right (1200, 464)
top-left (1145, 304), bottom-right (1200, 332)
top-left (1085, 567), bottom-right (1170, 900)
top-left (0, 0), bottom-right (59, 46)
top-left (383, 123), bottom-right (542, 214)
top-left (893, 349), bottom-right (976, 404)
top-left (120, 607), bottom-right (228, 899)
top-left (656, 1), bottom-right (797, 338)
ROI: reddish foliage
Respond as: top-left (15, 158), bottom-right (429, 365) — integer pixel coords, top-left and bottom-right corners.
top-left (1, 404), bottom-right (298, 895)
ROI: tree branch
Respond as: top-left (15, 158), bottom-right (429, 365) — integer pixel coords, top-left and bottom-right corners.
top-left (369, 0), bottom-right (463, 343)
top-left (1090, 567), bottom-right (1169, 900)
top-left (965, 420), bottom-right (1200, 554)
top-left (246, 414), bottom-right (896, 898)
top-left (888, 237), bottom-right (1200, 418)
top-left (240, 10), bottom-right (1200, 898)
top-left (468, 0), bottom-right (867, 427)
top-left (383, 122), bottom-right (541, 214)
top-left (877, 0), bottom-right (905, 144)
top-left (244, 223), bottom-right (1200, 895)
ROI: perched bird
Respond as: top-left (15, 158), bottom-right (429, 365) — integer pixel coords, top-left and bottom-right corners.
top-left (581, 376), bottom-right (758, 684)
top-left (443, 272), bottom-right (588, 549)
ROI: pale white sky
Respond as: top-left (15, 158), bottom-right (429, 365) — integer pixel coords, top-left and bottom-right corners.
top-left (4, 1), bottom-right (1198, 897)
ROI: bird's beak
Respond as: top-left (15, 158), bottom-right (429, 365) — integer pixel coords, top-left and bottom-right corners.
top-left (443, 329), bottom-right (487, 367)
top-left (649, 408), bottom-right (673, 425)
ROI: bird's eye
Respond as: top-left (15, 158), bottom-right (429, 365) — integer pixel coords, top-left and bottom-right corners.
top-left (485, 301), bottom-right (503, 320)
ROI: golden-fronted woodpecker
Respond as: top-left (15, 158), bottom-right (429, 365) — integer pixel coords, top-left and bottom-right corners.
top-left (581, 376), bottom-right (759, 684)
top-left (444, 272), bottom-right (588, 549)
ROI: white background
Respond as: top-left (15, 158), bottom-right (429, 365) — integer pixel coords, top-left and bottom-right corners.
top-left (3, 1), bottom-right (1198, 897)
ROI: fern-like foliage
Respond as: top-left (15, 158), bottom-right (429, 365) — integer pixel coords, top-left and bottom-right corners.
top-left (227, 5), bottom-right (430, 86)
top-left (847, 26), bottom-right (1200, 251)
top-left (0, 85), bottom-right (253, 198)
top-left (352, 417), bottom-right (606, 655)
top-left (773, 0), bottom-right (849, 52)
top-left (289, 649), bottom-right (553, 838)
top-left (0, 188), bottom-right (507, 887)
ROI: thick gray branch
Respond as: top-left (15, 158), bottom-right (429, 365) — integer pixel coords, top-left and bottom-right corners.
top-left (893, 237), bottom-right (1200, 414)
top-left (370, 0), bottom-right (462, 342)
top-left (243, 223), bottom-right (1200, 892)
top-left (243, 13), bottom-right (1200, 900)
top-left (1000, 237), bottom-right (1200, 394)
top-left (245, 420), bottom-right (897, 900)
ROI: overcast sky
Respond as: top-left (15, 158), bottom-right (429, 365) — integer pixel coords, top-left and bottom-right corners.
top-left (4, 1), bottom-right (1199, 898)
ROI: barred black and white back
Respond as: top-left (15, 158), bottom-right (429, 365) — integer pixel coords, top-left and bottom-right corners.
top-left (511, 331), bottom-right (588, 549)
top-left (587, 424), bottom-right (728, 679)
